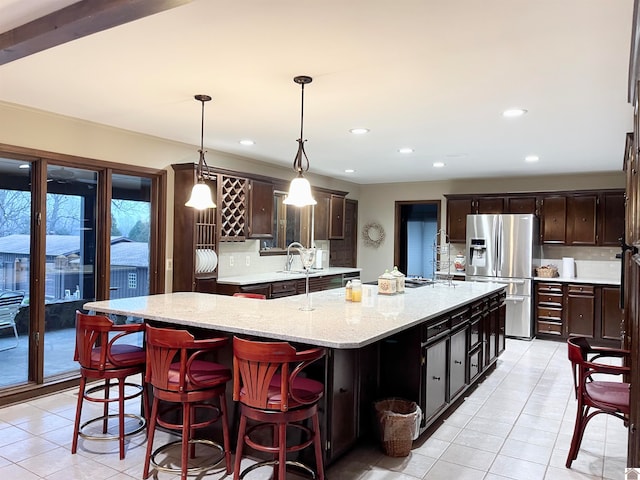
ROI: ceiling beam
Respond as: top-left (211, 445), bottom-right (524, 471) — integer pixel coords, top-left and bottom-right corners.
top-left (0, 0), bottom-right (192, 66)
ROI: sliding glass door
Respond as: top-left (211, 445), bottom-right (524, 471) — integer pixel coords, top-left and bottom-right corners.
top-left (44, 165), bottom-right (98, 379)
top-left (0, 158), bottom-right (31, 387)
top-left (0, 150), bottom-right (165, 397)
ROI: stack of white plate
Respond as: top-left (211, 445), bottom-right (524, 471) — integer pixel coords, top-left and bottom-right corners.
top-left (195, 249), bottom-right (218, 273)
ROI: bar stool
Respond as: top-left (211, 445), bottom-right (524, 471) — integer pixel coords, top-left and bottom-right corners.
top-left (143, 324), bottom-right (232, 480)
top-left (72, 311), bottom-right (146, 460)
top-left (232, 336), bottom-right (326, 480)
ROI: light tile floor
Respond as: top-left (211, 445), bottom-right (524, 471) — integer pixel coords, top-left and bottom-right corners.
top-left (0, 338), bottom-right (628, 479)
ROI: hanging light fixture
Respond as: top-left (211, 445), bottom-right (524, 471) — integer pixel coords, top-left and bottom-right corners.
top-left (185, 94), bottom-right (216, 209)
top-left (283, 75), bottom-right (317, 207)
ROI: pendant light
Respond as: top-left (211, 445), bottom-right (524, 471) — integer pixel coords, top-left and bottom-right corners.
top-left (283, 75), bottom-right (317, 207)
top-left (185, 94), bottom-right (216, 209)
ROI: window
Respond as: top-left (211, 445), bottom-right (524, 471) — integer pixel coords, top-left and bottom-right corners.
top-left (128, 273), bottom-right (137, 289)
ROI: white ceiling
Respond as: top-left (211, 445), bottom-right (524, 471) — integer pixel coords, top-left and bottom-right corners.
top-left (0, 0), bottom-right (635, 185)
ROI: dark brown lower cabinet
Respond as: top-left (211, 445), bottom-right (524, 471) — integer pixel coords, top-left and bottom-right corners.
top-left (601, 286), bottom-right (624, 342)
top-left (379, 290), bottom-right (504, 434)
top-left (423, 336), bottom-right (448, 422)
top-left (566, 284), bottom-right (595, 338)
top-left (449, 326), bottom-right (468, 400)
top-left (323, 348), bottom-right (358, 462)
top-left (536, 281), bottom-right (621, 346)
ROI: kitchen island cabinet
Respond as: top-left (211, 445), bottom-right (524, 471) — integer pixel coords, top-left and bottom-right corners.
top-left (85, 281), bottom-right (505, 463)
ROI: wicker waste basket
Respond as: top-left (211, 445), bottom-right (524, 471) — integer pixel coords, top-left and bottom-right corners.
top-left (374, 398), bottom-right (421, 457)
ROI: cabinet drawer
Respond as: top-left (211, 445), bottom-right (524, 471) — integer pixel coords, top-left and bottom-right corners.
top-left (450, 308), bottom-right (469, 329)
top-left (537, 306), bottom-right (562, 320)
top-left (538, 293), bottom-right (563, 306)
top-left (270, 280), bottom-right (297, 295)
top-left (567, 284), bottom-right (595, 295)
top-left (536, 283), bottom-right (563, 294)
top-left (422, 318), bottom-right (449, 343)
top-left (537, 320), bottom-right (563, 336)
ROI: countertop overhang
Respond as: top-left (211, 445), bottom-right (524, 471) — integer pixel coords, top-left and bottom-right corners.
top-left (84, 281), bottom-right (505, 349)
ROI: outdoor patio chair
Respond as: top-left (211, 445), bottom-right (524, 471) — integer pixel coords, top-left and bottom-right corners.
top-left (0, 291), bottom-right (24, 351)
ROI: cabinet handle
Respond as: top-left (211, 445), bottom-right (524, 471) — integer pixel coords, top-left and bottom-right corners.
top-left (471, 363), bottom-right (478, 368)
top-left (454, 360), bottom-right (462, 365)
top-left (339, 388), bottom-right (348, 394)
top-left (432, 376), bottom-right (441, 381)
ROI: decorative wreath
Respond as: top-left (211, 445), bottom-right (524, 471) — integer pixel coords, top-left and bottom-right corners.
top-left (363, 222), bottom-right (385, 248)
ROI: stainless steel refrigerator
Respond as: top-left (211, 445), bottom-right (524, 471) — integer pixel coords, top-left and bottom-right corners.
top-left (466, 214), bottom-right (540, 339)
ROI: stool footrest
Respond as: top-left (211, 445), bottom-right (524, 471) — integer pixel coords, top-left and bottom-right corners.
top-left (151, 439), bottom-right (225, 474)
top-left (239, 460), bottom-right (317, 479)
top-left (78, 413), bottom-right (145, 441)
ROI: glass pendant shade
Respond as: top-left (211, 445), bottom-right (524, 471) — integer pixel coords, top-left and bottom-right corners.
top-left (283, 174), bottom-right (317, 206)
top-left (185, 181), bottom-right (216, 209)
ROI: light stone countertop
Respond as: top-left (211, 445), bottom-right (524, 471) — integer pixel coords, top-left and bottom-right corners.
top-left (84, 281), bottom-right (505, 349)
top-left (217, 267), bottom-right (361, 285)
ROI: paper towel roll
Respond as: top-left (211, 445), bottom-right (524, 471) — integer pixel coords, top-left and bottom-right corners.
top-left (562, 257), bottom-right (575, 278)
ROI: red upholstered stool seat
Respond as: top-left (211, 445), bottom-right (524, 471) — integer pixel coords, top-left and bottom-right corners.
top-left (232, 336), bottom-right (326, 480)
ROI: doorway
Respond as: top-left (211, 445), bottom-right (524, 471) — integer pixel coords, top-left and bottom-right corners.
top-left (394, 201), bottom-right (440, 278)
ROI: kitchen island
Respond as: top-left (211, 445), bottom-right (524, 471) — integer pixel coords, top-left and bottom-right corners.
top-left (85, 281), bottom-right (506, 462)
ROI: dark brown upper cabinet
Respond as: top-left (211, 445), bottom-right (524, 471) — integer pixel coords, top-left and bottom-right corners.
top-left (446, 198), bottom-right (474, 243)
top-left (566, 194), bottom-right (598, 245)
top-left (248, 179), bottom-right (274, 239)
top-left (600, 190), bottom-right (625, 246)
top-left (507, 196), bottom-right (538, 215)
top-left (476, 197), bottom-right (505, 214)
top-left (540, 196), bottom-right (567, 244)
top-left (329, 194), bottom-right (346, 239)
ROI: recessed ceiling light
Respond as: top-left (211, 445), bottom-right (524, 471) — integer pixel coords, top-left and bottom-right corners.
top-left (433, 162), bottom-right (445, 168)
top-left (349, 128), bottom-right (369, 135)
top-left (18, 163), bottom-right (30, 169)
top-left (503, 108), bottom-right (528, 118)
top-left (398, 148), bottom-right (414, 154)
top-left (525, 155), bottom-right (539, 162)
top-left (239, 139), bottom-right (255, 146)
top-left (344, 169), bottom-right (355, 173)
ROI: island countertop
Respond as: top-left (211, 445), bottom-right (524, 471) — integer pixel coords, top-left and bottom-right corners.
top-left (85, 282), bottom-right (505, 349)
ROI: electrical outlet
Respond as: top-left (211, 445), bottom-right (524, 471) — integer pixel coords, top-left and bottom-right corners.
top-left (245, 255), bottom-right (250, 267)
top-left (229, 256), bottom-right (234, 267)
top-left (166, 259), bottom-right (173, 270)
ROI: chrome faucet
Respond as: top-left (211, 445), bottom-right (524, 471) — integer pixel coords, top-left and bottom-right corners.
top-left (285, 242), bottom-right (304, 271)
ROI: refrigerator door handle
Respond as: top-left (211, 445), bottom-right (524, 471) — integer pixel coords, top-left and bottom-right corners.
top-left (496, 278), bottom-right (525, 285)
top-left (506, 295), bottom-right (526, 302)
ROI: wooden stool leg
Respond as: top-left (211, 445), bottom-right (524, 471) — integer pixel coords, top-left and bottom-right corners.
top-left (312, 412), bottom-right (325, 480)
top-left (143, 397), bottom-right (159, 479)
top-left (118, 378), bottom-right (126, 460)
top-left (102, 378), bottom-right (111, 434)
top-left (278, 421), bottom-right (287, 480)
top-left (233, 414), bottom-right (247, 480)
top-left (71, 377), bottom-right (86, 454)
top-left (181, 402), bottom-right (191, 480)
top-left (219, 394), bottom-right (232, 474)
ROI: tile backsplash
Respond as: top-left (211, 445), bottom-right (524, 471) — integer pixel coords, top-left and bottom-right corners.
top-left (217, 239), bottom-right (330, 277)
top-left (449, 243), bottom-right (620, 281)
